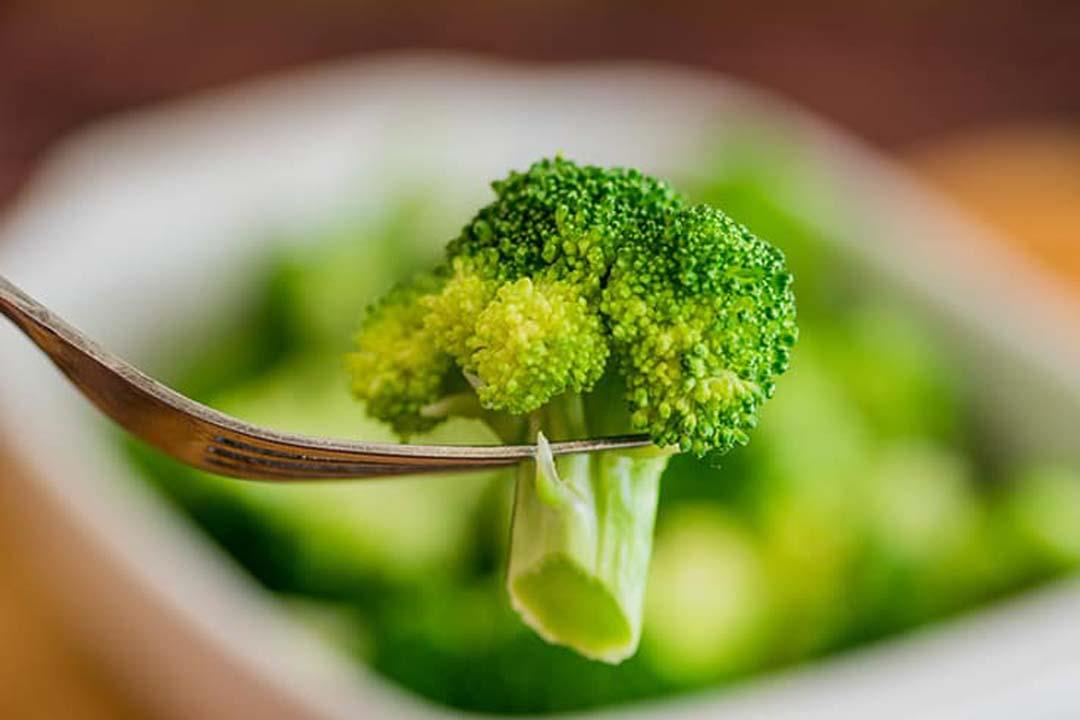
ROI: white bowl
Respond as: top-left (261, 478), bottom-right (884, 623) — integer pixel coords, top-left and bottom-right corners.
top-left (2, 54), bottom-right (1080, 720)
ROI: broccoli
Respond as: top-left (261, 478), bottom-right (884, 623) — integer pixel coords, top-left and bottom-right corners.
top-left (346, 157), bottom-right (797, 663)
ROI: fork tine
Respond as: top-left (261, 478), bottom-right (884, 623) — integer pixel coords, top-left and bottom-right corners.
top-left (203, 454), bottom-right (444, 480)
top-left (205, 443), bottom-right (468, 477)
top-left (208, 434), bottom-right (516, 467)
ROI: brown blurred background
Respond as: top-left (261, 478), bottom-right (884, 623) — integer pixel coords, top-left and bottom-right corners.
top-left (3, 0), bottom-right (1080, 206)
top-left (1, 1), bottom-right (1078, 717)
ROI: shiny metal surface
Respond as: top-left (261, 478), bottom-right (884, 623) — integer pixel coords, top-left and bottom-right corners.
top-left (0, 274), bottom-right (650, 481)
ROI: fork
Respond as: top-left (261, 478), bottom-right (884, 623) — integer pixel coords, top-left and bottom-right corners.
top-left (0, 274), bottom-right (649, 481)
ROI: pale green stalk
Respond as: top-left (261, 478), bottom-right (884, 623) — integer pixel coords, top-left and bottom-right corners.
top-left (506, 394), bottom-right (670, 663)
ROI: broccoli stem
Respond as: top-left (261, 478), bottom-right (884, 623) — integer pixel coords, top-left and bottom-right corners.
top-left (506, 393), bottom-right (668, 663)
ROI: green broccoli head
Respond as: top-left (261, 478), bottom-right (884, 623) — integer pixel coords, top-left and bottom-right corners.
top-left (603, 204), bottom-right (797, 457)
top-left (347, 156), bottom-right (796, 457)
top-left (448, 156), bottom-right (682, 285)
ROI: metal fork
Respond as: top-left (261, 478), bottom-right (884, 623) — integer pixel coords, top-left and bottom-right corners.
top-left (0, 274), bottom-right (649, 481)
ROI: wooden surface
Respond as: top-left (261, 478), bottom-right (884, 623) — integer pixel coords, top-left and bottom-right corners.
top-left (0, 452), bottom-right (141, 719)
top-left (4, 1), bottom-right (1080, 206)
top-left (910, 124), bottom-right (1080, 284)
top-left (0, 124), bottom-right (1076, 718)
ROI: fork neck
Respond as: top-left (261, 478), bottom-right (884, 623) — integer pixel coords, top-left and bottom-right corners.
top-left (0, 274), bottom-right (53, 343)
top-left (0, 274), bottom-right (25, 322)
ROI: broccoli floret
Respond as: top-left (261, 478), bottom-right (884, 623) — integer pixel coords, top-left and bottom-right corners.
top-left (347, 157), bottom-right (797, 663)
top-left (470, 276), bottom-right (608, 414)
top-left (604, 204), bottom-right (796, 457)
top-left (345, 273), bottom-right (453, 437)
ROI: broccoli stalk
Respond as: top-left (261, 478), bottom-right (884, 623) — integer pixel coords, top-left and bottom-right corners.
top-left (502, 391), bottom-right (671, 663)
top-left (347, 157), bottom-right (797, 662)
top-left (509, 440), bottom-right (669, 662)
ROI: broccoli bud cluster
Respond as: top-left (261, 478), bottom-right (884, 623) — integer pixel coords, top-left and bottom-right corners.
top-left (347, 157), bottom-right (797, 457)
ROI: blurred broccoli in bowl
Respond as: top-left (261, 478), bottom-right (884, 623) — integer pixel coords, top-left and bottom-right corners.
top-left (120, 136), bottom-right (1080, 715)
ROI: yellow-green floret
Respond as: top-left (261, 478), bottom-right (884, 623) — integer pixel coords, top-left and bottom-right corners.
top-left (470, 277), bottom-right (608, 414)
top-left (345, 273), bottom-right (453, 437)
top-left (421, 256), bottom-right (499, 365)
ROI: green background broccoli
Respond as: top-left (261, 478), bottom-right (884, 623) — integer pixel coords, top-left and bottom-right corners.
top-left (119, 138), bottom-right (1080, 715)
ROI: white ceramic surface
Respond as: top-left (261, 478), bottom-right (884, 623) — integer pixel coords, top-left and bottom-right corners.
top-left (1, 54), bottom-right (1079, 719)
